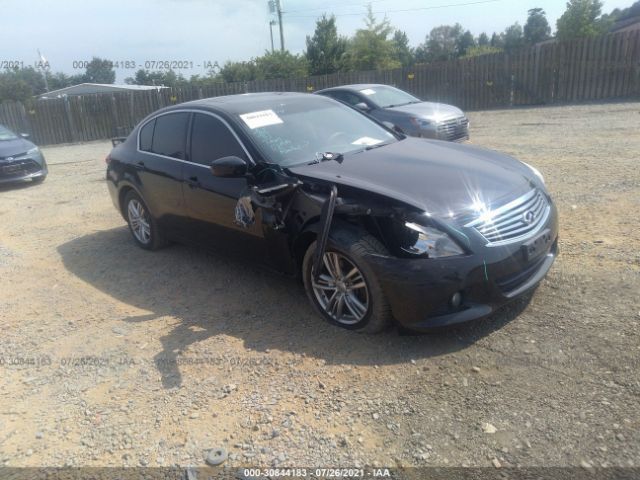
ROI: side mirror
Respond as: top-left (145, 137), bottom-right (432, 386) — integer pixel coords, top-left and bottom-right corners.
top-left (354, 102), bottom-right (370, 111)
top-left (210, 156), bottom-right (248, 178)
top-left (20, 133), bottom-right (30, 139)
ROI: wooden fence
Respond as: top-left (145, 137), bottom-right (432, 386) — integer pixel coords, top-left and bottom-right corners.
top-left (1, 31), bottom-right (639, 146)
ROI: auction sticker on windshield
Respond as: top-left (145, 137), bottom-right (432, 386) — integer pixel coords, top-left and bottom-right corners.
top-left (239, 109), bottom-right (283, 129)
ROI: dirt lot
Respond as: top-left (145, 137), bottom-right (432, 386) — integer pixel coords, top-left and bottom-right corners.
top-left (0, 101), bottom-right (639, 470)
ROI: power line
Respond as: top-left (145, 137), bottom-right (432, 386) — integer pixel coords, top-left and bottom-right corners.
top-left (285, 0), bottom-right (501, 19)
top-left (285, 0), bottom-right (391, 14)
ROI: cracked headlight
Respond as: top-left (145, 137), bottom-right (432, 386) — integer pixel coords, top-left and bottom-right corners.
top-left (522, 161), bottom-right (544, 185)
top-left (402, 222), bottom-right (465, 258)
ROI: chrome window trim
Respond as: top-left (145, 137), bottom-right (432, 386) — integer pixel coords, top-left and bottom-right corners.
top-left (136, 108), bottom-right (256, 167)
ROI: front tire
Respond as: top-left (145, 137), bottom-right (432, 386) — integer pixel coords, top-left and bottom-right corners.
top-left (124, 190), bottom-right (166, 251)
top-left (302, 232), bottom-right (393, 333)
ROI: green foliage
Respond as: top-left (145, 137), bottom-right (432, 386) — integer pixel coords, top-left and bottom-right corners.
top-left (457, 30), bottom-right (476, 56)
top-left (215, 51), bottom-right (308, 83)
top-left (305, 15), bottom-right (348, 75)
top-left (390, 30), bottom-right (415, 68)
top-left (344, 6), bottom-right (401, 70)
top-left (416, 24), bottom-right (464, 63)
top-left (125, 69), bottom-right (189, 87)
top-left (255, 50), bottom-right (309, 80)
top-left (218, 60), bottom-right (259, 83)
top-left (556, 0), bottom-right (606, 41)
top-left (462, 45), bottom-right (503, 59)
top-left (502, 23), bottom-right (525, 51)
top-left (490, 32), bottom-right (504, 48)
top-left (415, 24), bottom-right (477, 62)
top-left (0, 67), bottom-right (46, 102)
top-left (524, 8), bottom-right (551, 44)
top-left (0, 75), bottom-right (32, 102)
top-left (84, 57), bottom-right (115, 84)
top-left (477, 32), bottom-right (490, 46)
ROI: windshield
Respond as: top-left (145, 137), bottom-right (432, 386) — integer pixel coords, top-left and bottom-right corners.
top-left (236, 99), bottom-right (397, 167)
top-left (360, 85), bottom-right (420, 108)
top-left (0, 125), bottom-right (19, 141)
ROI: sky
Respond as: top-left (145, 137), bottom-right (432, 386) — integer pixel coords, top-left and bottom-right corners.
top-left (3, 0), bottom-right (634, 83)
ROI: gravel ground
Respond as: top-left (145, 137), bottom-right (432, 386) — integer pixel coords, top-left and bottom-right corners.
top-left (0, 101), bottom-right (638, 470)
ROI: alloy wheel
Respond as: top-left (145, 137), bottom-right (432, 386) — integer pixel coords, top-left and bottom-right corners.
top-left (311, 251), bottom-right (370, 325)
top-left (127, 198), bottom-right (151, 244)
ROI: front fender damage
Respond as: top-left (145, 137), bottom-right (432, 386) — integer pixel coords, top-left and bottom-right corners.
top-left (233, 169), bottom-right (418, 274)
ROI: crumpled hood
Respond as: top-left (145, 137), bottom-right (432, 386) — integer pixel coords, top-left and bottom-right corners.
top-left (0, 138), bottom-right (33, 159)
top-left (288, 138), bottom-right (538, 219)
top-left (385, 101), bottom-right (464, 121)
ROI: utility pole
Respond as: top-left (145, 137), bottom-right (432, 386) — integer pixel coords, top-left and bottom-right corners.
top-left (276, 0), bottom-right (284, 51)
top-left (269, 20), bottom-right (276, 53)
top-left (37, 49), bottom-right (49, 92)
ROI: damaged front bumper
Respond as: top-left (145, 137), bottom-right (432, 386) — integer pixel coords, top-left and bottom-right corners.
top-left (362, 220), bottom-right (559, 331)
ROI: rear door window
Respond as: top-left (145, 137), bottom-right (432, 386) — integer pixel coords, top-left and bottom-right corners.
top-left (139, 119), bottom-right (155, 151)
top-left (150, 113), bottom-right (190, 159)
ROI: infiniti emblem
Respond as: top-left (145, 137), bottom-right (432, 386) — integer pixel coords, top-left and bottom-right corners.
top-left (523, 210), bottom-right (536, 224)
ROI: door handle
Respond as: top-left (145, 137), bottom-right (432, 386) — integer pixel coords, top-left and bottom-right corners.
top-left (187, 176), bottom-right (200, 189)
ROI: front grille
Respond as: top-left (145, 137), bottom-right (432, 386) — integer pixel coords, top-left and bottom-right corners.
top-left (465, 189), bottom-right (550, 246)
top-left (0, 158), bottom-right (40, 177)
top-left (437, 116), bottom-right (469, 141)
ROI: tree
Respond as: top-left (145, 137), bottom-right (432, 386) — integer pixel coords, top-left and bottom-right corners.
top-left (254, 50), bottom-right (308, 79)
top-left (390, 30), bottom-right (415, 68)
top-left (524, 8), bottom-right (551, 44)
top-left (0, 66), bottom-right (47, 102)
top-left (502, 23), bottom-right (525, 51)
top-left (556, 0), bottom-right (606, 41)
top-left (0, 75), bottom-right (32, 102)
top-left (305, 15), bottom-right (348, 75)
top-left (217, 60), bottom-right (259, 83)
top-left (344, 6), bottom-right (401, 70)
top-left (477, 32), bottom-right (490, 46)
top-left (46, 71), bottom-right (74, 90)
top-left (84, 57), bottom-right (115, 84)
top-left (456, 30), bottom-right (476, 57)
top-left (125, 69), bottom-right (188, 87)
top-left (490, 32), bottom-right (504, 48)
top-left (416, 24), bottom-right (464, 63)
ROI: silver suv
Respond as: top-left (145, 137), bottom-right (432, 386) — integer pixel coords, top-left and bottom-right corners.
top-left (316, 84), bottom-right (469, 142)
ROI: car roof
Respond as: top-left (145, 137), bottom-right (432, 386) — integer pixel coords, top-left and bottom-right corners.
top-left (176, 92), bottom-right (334, 115)
top-left (316, 84), bottom-right (388, 94)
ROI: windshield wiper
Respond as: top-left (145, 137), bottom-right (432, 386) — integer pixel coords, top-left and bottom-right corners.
top-left (364, 141), bottom-right (394, 151)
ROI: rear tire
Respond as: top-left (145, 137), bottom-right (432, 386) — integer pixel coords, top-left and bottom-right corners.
top-left (302, 230), bottom-right (393, 333)
top-left (124, 190), bottom-right (167, 251)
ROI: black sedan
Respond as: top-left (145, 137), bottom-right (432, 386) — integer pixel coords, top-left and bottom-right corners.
top-left (106, 93), bottom-right (557, 333)
top-left (0, 125), bottom-right (47, 184)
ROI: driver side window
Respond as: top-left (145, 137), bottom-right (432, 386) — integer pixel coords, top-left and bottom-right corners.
top-left (190, 113), bottom-right (247, 165)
